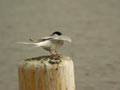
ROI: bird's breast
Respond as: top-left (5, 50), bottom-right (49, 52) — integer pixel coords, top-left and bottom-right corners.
top-left (41, 40), bottom-right (64, 51)
top-left (51, 40), bottom-right (64, 50)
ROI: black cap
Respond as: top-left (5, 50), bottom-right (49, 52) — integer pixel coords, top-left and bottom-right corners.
top-left (52, 31), bottom-right (62, 36)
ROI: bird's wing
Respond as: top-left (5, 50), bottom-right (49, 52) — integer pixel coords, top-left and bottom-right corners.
top-left (52, 35), bottom-right (72, 42)
top-left (41, 36), bottom-right (53, 40)
top-left (17, 36), bottom-right (52, 47)
top-left (29, 36), bottom-right (52, 43)
top-left (29, 36), bottom-right (53, 43)
top-left (32, 40), bottom-right (51, 47)
top-left (29, 38), bottom-right (42, 43)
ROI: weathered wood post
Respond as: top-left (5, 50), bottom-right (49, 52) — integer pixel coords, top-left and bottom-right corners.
top-left (18, 56), bottom-right (75, 90)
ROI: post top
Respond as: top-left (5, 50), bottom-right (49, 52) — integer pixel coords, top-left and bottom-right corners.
top-left (20, 56), bottom-right (72, 65)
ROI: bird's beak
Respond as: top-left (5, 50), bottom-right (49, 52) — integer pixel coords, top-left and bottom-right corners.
top-left (67, 38), bottom-right (72, 42)
top-left (60, 35), bottom-right (72, 42)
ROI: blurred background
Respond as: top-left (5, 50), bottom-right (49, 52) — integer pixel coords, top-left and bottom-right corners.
top-left (0, 0), bottom-right (120, 90)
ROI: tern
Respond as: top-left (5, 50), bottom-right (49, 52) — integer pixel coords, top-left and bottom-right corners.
top-left (18, 31), bottom-right (72, 56)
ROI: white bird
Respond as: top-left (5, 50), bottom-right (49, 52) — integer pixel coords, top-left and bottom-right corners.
top-left (17, 31), bottom-right (72, 56)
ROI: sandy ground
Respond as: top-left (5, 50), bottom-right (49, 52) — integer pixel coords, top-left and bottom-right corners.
top-left (0, 0), bottom-right (120, 90)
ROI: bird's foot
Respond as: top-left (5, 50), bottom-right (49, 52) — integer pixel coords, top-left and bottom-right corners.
top-left (56, 53), bottom-right (61, 56)
top-left (51, 54), bottom-right (55, 56)
top-left (55, 50), bottom-right (61, 56)
top-left (49, 50), bottom-right (55, 56)
top-left (51, 54), bottom-right (60, 57)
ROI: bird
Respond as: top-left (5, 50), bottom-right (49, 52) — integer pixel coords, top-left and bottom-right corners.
top-left (17, 31), bottom-right (72, 56)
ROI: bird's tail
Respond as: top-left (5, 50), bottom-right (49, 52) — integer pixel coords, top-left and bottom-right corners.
top-left (17, 38), bottom-right (38, 45)
top-left (16, 42), bottom-right (35, 44)
top-left (17, 38), bottom-right (50, 48)
top-left (29, 38), bottom-right (37, 43)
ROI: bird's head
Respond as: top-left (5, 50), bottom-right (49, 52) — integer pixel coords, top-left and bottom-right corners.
top-left (51, 31), bottom-right (62, 36)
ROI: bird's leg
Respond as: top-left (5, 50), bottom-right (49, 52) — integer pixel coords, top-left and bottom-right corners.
top-left (55, 50), bottom-right (60, 56)
top-left (49, 50), bottom-right (55, 56)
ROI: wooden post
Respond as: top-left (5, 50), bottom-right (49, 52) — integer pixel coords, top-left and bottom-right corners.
top-left (18, 56), bottom-right (75, 90)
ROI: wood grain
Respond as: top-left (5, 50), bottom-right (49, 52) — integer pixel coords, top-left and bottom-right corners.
top-left (18, 56), bottom-right (75, 90)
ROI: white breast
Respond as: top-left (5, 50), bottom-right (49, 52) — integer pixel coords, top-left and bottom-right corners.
top-left (42, 40), bottom-right (64, 51)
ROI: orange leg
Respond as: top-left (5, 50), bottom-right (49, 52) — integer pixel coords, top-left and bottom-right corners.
top-left (55, 50), bottom-right (60, 56)
top-left (49, 50), bottom-right (55, 56)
